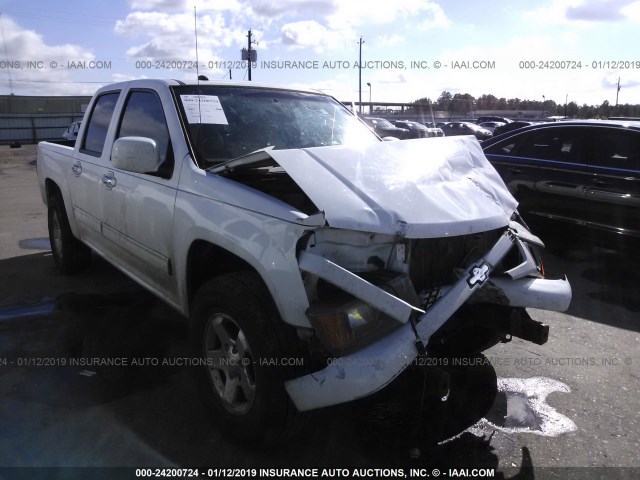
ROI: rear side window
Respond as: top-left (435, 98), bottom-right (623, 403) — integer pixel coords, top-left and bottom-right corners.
top-left (82, 92), bottom-right (119, 156)
top-left (515, 128), bottom-right (582, 163)
top-left (591, 129), bottom-right (640, 171)
top-left (117, 90), bottom-right (173, 176)
top-left (485, 140), bottom-right (517, 154)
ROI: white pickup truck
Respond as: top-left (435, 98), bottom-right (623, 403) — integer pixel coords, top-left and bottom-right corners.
top-left (37, 79), bottom-right (571, 443)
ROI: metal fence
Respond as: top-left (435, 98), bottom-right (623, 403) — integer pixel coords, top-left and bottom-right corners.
top-left (0, 113), bottom-right (84, 145)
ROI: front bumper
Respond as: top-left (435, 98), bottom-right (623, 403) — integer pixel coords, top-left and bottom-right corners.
top-left (285, 228), bottom-right (572, 411)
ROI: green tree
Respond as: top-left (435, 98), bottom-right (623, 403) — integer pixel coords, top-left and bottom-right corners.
top-left (451, 93), bottom-right (475, 113)
top-left (437, 91), bottom-right (453, 111)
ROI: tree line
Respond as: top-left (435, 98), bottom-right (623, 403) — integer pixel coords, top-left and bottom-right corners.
top-left (408, 91), bottom-right (640, 119)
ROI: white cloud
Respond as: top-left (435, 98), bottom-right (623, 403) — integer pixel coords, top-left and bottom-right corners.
top-left (566, 0), bottom-right (635, 21)
top-left (524, 0), bottom-right (640, 25)
top-left (280, 20), bottom-right (353, 52)
top-left (326, 0), bottom-right (450, 31)
top-left (247, 0), bottom-right (338, 18)
top-left (376, 34), bottom-right (405, 47)
top-left (277, 1), bottom-right (449, 52)
top-left (416, 2), bottom-right (451, 29)
top-left (115, 11), bottom-right (243, 62)
top-left (126, 0), bottom-right (187, 10)
top-left (620, 0), bottom-right (640, 20)
top-left (0, 15), bottom-right (93, 62)
top-left (0, 15), bottom-right (97, 95)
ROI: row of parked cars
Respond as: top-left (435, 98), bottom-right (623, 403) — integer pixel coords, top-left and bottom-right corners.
top-left (361, 115), bottom-right (540, 142)
top-left (360, 117), bottom-right (445, 139)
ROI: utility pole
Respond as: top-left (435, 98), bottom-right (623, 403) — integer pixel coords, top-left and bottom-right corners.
top-left (248, 29), bottom-right (253, 81)
top-left (615, 77), bottom-right (621, 106)
top-left (358, 36), bottom-right (364, 114)
top-left (242, 29), bottom-right (258, 81)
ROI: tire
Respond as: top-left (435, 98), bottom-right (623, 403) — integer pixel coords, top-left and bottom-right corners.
top-left (190, 272), bottom-right (308, 444)
top-left (47, 193), bottom-right (91, 274)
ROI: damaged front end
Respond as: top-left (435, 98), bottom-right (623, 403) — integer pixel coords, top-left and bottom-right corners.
top-left (215, 136), bottom-right (572, 412)
top-left (286, 220), bottom-right (571, 412)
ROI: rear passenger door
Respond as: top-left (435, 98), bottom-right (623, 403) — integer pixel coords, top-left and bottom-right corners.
top-left (70, 91), bottom-right (121, 252)
top-left (583, 127), bottom-right (640, 239)
top-left (101, 89), bottom-right (179, 303)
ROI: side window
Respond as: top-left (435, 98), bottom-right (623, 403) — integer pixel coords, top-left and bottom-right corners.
top-left (592, 129), bottom-right (640, 171)
top-left (515, 128), bottom-right (581, 163)
top-left (82, 92), bottom-right (119, 156)
top-left (484, 133), bottom-right (519, 155)
top-left (117, 90), bottom-right (173, 177)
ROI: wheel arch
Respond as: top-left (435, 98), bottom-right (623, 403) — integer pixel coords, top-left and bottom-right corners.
top-left (44, 178), bottom-right (62, 203)
top-left (44, 178), bottom-right (80, 237)
top-left (183, 238), bottom-right (312, 329)
top-left (186, 239), bottom-right (262, 309)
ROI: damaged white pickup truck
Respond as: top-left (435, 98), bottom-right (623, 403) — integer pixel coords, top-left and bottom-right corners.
top-left (37, 79), bottom-right (571, 443)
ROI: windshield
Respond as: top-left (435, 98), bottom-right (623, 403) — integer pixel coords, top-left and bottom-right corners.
top-left (172, 85), bottom-right (380, 168)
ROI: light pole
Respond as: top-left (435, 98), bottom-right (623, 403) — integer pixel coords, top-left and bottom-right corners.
top-left (367, 82), bottom-right (371, 114)
top-left (358, 36), bottom-right (364, 114)
top-left (542, 95), bottom-right (546, 119)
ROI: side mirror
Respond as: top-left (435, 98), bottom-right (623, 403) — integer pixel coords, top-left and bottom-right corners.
top-left (111, 137), bottom-right (161, 174)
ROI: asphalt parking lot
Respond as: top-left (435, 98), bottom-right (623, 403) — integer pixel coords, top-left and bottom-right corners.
top-left (0, 145), bottom-right (639, 479)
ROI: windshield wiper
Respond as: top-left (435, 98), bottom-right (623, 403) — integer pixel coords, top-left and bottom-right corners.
top-left (208, 146), bottom-right (276, 173)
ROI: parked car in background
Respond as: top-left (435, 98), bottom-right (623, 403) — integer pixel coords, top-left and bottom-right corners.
top-left (492, 121), bottom-right (536, 137)
top-left (62, 121), bottom-right (81, 141)
top-left (482, 120), bottom-right (640, 249)
top-left (441, 122), bottom-right (493, 141)
top-left (392, 120), bottom-right (444, 138)
top-left (476, 116), bottom-right (512, 125)
top-left (478, 121), bottom-right (506, 133)
top-left (361, 117), bottom-right (410, 139)
top-left (392, 120), bottom-right (429, 138)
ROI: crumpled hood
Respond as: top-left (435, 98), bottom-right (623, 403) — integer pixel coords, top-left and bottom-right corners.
top-left (268, 136), bottom-right (518, 238)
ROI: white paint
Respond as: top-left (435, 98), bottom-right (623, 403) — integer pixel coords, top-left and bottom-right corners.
top-left (269, 136), bottom-right (518, 238)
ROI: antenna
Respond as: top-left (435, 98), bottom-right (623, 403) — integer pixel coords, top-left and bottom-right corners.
top-left (194, 6), bottom-right (200, 83)
top-left (0, 12), bottom-right (14, 95)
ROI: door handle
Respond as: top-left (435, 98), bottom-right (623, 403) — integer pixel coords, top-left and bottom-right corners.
top-left (508, 167), bottom-right (523, 174)
top-left (101, 172), bottom-right (117, 190)
top-left (71, 161), bottom-right (82, 176)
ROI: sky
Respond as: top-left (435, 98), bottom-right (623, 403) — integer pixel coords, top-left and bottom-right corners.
top-left (0, 0), bottom-right (639, 107)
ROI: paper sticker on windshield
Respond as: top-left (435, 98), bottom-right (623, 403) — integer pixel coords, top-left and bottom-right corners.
top-left (180, 95), bottom-right (229, 125)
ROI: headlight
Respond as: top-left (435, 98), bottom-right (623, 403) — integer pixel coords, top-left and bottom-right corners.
top-left (307, 299), bottom-right (400, 357)
top-left (306, 274), bottom-right (418, 356)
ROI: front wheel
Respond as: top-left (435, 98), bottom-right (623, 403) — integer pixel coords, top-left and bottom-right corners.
top-left (190, 272), bottom-right (308, 444)
top-left (47, 193), bottom-right (91, 274)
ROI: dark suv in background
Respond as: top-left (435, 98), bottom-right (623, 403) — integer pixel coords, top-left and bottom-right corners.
top-left (482, 120), bottom-right (640, 249)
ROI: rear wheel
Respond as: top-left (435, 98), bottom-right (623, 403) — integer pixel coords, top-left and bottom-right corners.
top-left (47, 193), bottom-right (91, 274)
top-left (190, 272), bottom-right (308, 443)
